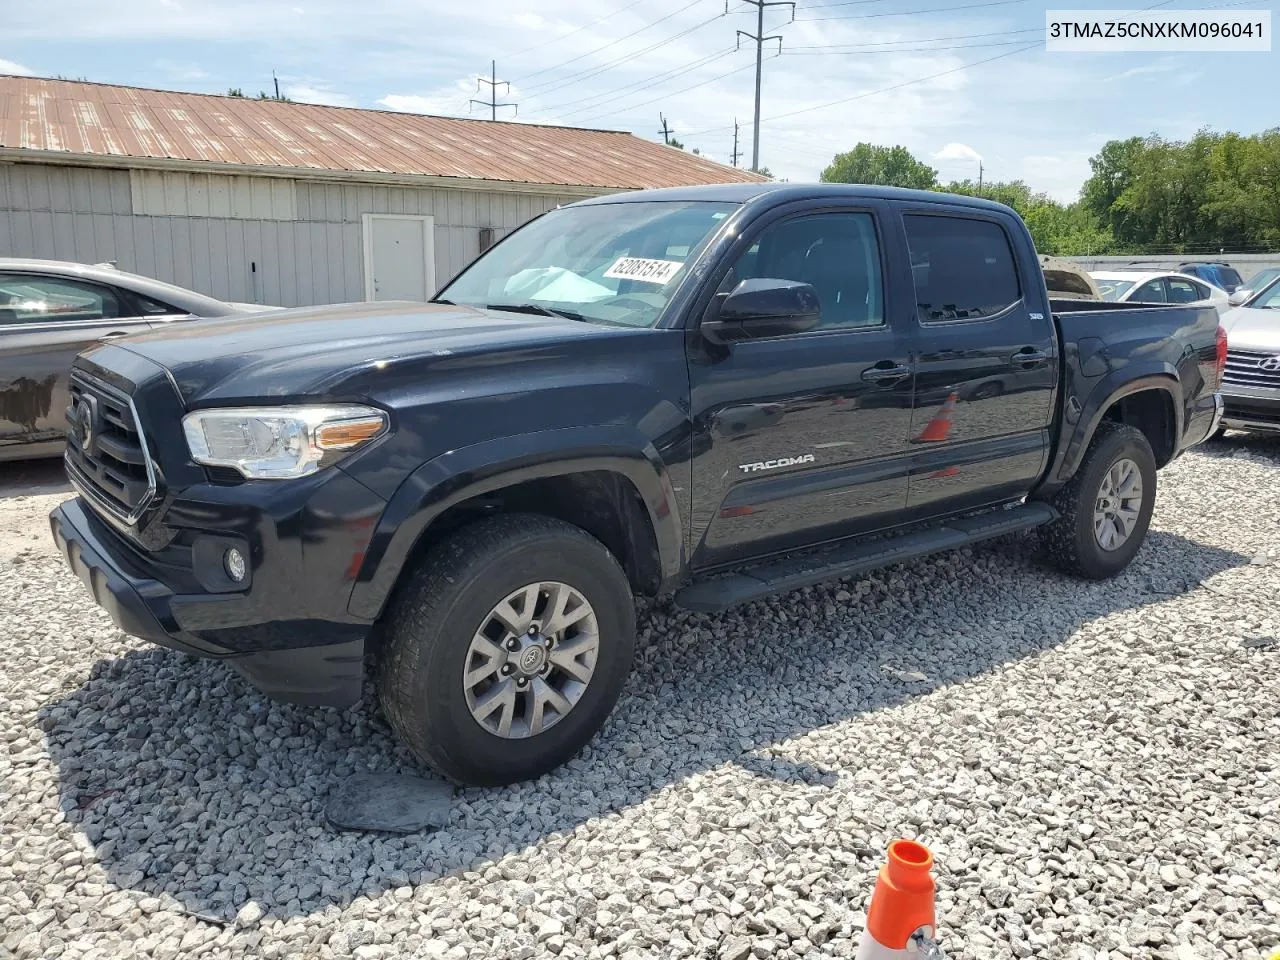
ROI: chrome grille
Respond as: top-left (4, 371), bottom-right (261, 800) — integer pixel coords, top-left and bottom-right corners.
top-left (1223, 348), bottom-right (1280, 388)
top-left (64, 372), bottom-right (157, 524)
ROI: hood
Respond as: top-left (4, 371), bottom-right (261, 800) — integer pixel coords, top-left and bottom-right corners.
top-left (1220, 306), bottom-right (1280, 351)
top-left (109, 299), bottom-right (619, 403)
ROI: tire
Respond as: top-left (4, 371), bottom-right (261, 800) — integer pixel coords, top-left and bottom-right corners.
top-left (1038, 421), bottom-right (1157, 580)
top-left (375, 513), bottom-right (636, 786)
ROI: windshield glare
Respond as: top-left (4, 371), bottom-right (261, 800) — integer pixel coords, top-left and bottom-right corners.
top-left (438, 200), bottom-right (738, 327)
top-left (1093, 278), bottom-right (1135, 301)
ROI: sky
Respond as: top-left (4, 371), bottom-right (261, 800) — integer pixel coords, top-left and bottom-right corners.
top-left (2, 0), bottom-right (1276, 202)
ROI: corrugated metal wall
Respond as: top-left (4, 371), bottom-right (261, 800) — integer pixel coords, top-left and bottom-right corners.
top-left (0, 163), bottom-right (588, 307)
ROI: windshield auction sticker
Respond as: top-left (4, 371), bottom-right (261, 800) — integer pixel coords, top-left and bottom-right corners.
top-left (603, 257), bottom-right (684, 285)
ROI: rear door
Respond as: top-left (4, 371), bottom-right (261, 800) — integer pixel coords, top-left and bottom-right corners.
top-left (0, 273), bottom-right (155, 452)
top-left (897, 208), bottom-right (1058, 516)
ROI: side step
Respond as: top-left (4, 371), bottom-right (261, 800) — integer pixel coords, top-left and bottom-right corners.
top-left (674, 501), bottom-right (1058, 613)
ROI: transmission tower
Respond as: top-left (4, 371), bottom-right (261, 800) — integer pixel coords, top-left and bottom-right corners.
top-left (737, 0), bottom-right (794, 172)
top-left (471, 61), bottom-right (517, 120)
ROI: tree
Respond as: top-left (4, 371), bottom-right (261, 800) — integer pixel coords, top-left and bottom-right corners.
top-left (820, 143), bottom-right (938, 190)
top-left (226, 86), bottom-right (294, 102)
top-left (941, 178), bottom-right (1112, 256)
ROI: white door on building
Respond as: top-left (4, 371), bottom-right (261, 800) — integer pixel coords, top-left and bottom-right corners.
top-left (362, 214), bottom-right (435, 301)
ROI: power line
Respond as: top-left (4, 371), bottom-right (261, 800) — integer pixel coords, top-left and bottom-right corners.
top-left (738, 0), bottom-right (795, 171)
top-left (572, 59), bottom-right (761, 126)
top-left (537, 47), bottom-right (736, 116)
top-left (469, 60), bottom-right (517, 120)
top-left (514, 0), bottom-right (709, 86)
top-left (681, 39), bottom-right (1041, 137)
top-left (795, 0), bottom-right (1030, 21)
top-left (496, 0), bottom-right (652, 63)
top-left (785, 26), bottom-right (1041, 49)
top-left (520, 9), bottom-right (728, 98)
top-left (782, 38), bottom-right (1032, 54)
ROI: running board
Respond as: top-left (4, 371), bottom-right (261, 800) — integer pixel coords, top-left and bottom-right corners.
top-left (674, 502), bottom-right (1058, 613)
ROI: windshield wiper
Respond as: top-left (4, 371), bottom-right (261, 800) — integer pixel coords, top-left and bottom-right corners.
top-left (484, 302), bottom-right (589, 323)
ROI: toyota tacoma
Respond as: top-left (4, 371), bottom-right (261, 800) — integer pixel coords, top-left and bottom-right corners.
top-left (49, 183), bottom-right (1227, 786)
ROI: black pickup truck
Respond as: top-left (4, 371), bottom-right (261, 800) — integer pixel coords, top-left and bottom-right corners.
top-left (49, 183), bottom-right (1226, 786)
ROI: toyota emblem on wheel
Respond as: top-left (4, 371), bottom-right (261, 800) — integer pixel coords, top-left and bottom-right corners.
top-left (1259, 355), bottom-right (1280, 372)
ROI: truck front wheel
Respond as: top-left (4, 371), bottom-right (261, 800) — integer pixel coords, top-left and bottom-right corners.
top-left (375, 514), bottom-right (636, 786)
top-left (1039, 421), bottom-right (1157, 579)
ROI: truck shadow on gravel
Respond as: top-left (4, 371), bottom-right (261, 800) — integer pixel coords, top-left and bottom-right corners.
top-left (38, 528), bottom-right (1247, 924)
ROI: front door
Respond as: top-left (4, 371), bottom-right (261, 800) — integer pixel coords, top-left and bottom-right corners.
top-left (364, 214), bottom-right (435, 301)
top-left (898, 209), bottom-right (1058, 516)
top-left (686, 203), bottom-right (917, 570)
top-left (0, 273), bottom-right (158, 456)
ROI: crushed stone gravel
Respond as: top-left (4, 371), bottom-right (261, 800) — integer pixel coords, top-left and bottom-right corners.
top-left (1, 437), bottom-right (1278, 960)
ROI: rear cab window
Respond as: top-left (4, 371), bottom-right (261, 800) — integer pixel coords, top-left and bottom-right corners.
top-left (903, 214), bottom-right (1022, 323)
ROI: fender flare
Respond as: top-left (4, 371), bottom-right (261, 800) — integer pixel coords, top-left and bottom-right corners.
top-left (346, 425), bottom-right (685, 620)
top-left (1049, 367), bottom-right (1183, 487)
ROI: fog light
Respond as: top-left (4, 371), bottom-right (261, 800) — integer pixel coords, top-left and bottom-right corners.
top-left (224, 547), bottom-right (247, 583)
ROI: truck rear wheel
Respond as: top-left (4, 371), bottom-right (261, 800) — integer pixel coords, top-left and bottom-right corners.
top-left (375, 513), bottom-right (636, 786)
top-left (1039, 421), bottom-right (1157, 579)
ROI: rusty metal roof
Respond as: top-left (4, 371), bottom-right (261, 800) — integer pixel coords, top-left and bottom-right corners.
top-left (0, 76), bottom-right (767, 191)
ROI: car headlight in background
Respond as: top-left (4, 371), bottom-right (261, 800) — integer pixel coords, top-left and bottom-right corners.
top-left (182, 404), bottom-right (389, 479)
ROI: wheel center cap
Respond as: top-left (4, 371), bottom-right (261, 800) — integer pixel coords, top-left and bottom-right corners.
top-left (518, 644), bottom-right (548, 675)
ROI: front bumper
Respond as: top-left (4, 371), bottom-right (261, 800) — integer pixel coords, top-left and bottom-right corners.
top-left (50, 493), bottom-right (374, 708)
top-left (1220, 384), bottom-right (1280, 434)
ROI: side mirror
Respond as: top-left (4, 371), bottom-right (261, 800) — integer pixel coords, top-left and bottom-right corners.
top-left (701, 277), bottom-right (821, 344)
top-left (1227, 289), bottom-right (1250, 307)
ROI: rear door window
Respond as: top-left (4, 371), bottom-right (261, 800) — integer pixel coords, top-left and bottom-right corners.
top-left (1166, 278), bottom-right (1204, 303)
top-left (903, 214), bottom-right (1021, 323)
top-left (1131, 279), bottom-right (1168, 303)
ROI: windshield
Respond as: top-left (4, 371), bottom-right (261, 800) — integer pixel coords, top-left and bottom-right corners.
top-left (1242, 268), bottom-right (1280, 296)
top-left (1215, 266), bottom-right (1244, 287)
top-left (1093, 278), bottom-right (1135, 301)
top-left (1251, 279), bottom-right (1280, 310)
top-left (437, 200), bottom-right (739, 327)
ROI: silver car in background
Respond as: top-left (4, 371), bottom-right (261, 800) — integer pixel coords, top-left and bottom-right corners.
top-left (1, 258), bottom-right (277, 461)
top-left (1217, 273), bottom-right (1280, 437)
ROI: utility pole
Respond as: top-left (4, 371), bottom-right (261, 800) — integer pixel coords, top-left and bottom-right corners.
top-left (731, 119), bottom-right (741, 168)
top-left (470, 60), bottom-right (517, 120)
top-left (978, 161), bottom-right (984, 192)
top-left (659, 113), bottom-right (672, 145)
top-left (737, 0), bottom-right (794, 172)
top-left (273, 71), bottom-right (280, 100)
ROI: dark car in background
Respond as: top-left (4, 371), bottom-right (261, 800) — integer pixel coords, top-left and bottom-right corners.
top-left (1178, 261), bottom-right (1245, 294)
top-left (1, 258), bottom-right (277, 461)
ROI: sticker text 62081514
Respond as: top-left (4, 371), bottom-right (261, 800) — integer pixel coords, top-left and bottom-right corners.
top-left (602, 257), bottom-right (684, 285)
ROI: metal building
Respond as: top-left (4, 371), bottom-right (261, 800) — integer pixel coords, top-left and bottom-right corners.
top-left (0, 76), bottom-right (765, 307)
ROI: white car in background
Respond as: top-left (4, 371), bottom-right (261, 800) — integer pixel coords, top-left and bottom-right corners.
top-left (1089, 270), bottom-right (1231, 314)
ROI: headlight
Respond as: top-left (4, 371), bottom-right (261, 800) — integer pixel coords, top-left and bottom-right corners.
top-left (182, 404), bottom-right (389, 479)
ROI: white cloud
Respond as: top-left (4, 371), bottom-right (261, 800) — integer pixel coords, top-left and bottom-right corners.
top-left (286, 84), bottom-right (357, 107)
top-left (933, 142), bottom-right (983, 164)
top-left (154, 58), bottom-right (208, 81)
top-left (0, 57), bottom-right (35, 76)
top-left (513, 12), bottom-right (545, 30)
top-left (1106, 57), bottom-right (1179, 82)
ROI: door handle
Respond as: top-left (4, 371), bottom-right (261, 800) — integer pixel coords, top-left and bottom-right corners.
top-left (862, 362), bottom-right (911, 383)
top-left (99, 331), bottom-right (131, 339)
top-left (1012, 348), bottom-right (1049, 367)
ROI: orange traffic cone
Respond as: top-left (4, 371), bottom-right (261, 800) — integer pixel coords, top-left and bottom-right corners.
top-left (915, 393), bottom-right (958, 443)
top-left (855, 839), bottom-right (941, 959)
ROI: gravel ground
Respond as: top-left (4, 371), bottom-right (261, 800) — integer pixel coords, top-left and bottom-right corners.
top-left (2, 438), bottom-right (1279, 960)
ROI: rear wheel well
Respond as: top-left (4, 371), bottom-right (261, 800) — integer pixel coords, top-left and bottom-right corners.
top-left (1101, 387), bottom-right (1177, 467)
top-left (401, 471), bottom-right (663, 600)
